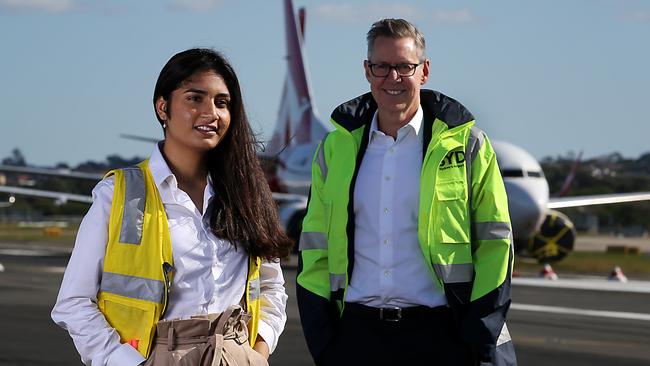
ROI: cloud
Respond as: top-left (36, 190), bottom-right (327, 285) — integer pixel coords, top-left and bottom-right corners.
top-left (168, 0), bottom-right (222, 12)
top-left (314, 3), bottom-right (478, 25)
top-left (622, 10), bottom-right (650, 23)
top-left (0, 0), bottom-right (74, 13)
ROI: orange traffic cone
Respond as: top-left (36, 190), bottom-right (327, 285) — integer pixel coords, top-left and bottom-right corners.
top-left (539, 263), bottom-right (558, 280)
top-left (608, 266), bottom-right (628, 283)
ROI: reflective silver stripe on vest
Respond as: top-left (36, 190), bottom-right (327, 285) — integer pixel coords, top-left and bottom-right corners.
top-left (474, 221), bottom-right (512, 241)
top-left (467, 126), bottom-right (485, 162)
top-left (496, 323), bottom-right (512, 346)
top-left (249, 277), bottom-right (261, 302)
top-left (433, 263), bottom-right (474, 283)
top-left (315, 134), bottom-right (329, 180)
top-left (465, 126), bottom-right (485, 218)
top-left (120, 167), bottom-right (146, 245)
top-left (299, 232), bottom-right (328, 251)
top-left (330, 273), bottom-right (346, 292)
top-left (100, 271), bottom-right (165, 303)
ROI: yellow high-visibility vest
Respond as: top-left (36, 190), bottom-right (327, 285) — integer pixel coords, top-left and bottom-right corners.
top-left (298, 91), bottom-right (512, 308)
top-left (96, 160), bottom-right (261, 357)
top-left (298, 90), bottom-right (516, 365)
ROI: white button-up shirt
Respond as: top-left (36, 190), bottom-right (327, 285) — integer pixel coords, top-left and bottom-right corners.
top-left (345, 106), bottom-right (447, 308)
top-left (52, 144), bottom-right (287, 366)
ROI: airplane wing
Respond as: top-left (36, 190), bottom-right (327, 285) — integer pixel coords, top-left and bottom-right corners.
top-left (0, 164), bottom-right (104, 180)
top-left (0, 185), bottom-right (93, 204)
top-left (119, 134), bottom-right (159, 144)
top-left (0, 185), bottom-right (305, 206)
top-left (271, 191), bottom-right (308, 204)
top-left (547, 192), bottom-right (650, 209)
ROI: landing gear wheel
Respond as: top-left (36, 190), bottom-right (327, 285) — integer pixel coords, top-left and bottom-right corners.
top-left (528, 210), bottom-right (576, 263)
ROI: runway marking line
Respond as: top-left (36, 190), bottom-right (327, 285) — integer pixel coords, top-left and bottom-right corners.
top-left (512, 303), bottom-right (650, 322)
top-left (514, 335), bottom-right (644, 350)
top-left (513, 277), bottom-right (650, 293)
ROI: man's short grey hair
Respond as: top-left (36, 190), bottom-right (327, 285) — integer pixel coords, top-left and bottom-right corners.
top-left (366, 18), bottom-right (426, 61)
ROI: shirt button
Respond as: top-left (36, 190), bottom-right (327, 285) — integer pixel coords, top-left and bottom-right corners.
top-left (383, 239), bottom-right (389, 245)
top-left (384, 176), bottom-right (391, 181)
top-left (389, 148), bottom-right (395, 154)
top-left (384, 208), bottom-right (389, 214)
top-left (384, 270), bottom-right (390, 276)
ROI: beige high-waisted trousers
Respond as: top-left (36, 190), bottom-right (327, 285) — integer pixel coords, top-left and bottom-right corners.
top-left (144, 305), bottom-right (268, 366)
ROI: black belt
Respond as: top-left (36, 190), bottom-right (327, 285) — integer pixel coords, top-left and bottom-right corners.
top-left (344, 302), bottom-right (448, 322)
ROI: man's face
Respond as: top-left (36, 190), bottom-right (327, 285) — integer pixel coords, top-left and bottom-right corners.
top-left (364, 36), bottom-right (429, 117)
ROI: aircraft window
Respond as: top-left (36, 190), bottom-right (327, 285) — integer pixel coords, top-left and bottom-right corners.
top-left (527, 171), bottom-right (543, 178)
top-left (501, 169), bottom-right (524, 177)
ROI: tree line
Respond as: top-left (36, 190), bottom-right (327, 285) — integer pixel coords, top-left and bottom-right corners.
top-left (541, 151), bottom-right (650, 233)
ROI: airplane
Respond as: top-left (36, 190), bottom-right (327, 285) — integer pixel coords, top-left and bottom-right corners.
top-left (2, 0), bottom-right (650, 263)
top-left (490, 141), bottom-right (650, 261)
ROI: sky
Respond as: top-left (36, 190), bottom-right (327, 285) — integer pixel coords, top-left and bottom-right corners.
top-left (1, 0), bottom-right (649, 167)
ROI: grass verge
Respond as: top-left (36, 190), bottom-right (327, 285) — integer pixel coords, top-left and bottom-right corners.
top-left (0, 223), bottom-right (77, 245)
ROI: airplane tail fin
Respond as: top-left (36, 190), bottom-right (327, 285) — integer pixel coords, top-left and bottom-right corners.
top-left (555, 151), bottom-right (583, 197)
top-left (265, 0), bottom-right (329, 155)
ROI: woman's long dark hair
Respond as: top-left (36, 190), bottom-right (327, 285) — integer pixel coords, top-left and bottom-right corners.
top-left (153, 48), bottom-right (293, 260)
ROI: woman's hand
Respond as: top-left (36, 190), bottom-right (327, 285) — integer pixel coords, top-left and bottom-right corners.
top-left (253, 338), bottom-right (270, 360)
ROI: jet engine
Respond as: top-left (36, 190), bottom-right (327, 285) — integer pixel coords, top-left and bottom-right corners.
top-left (527, 210), bottom-right (576, 263)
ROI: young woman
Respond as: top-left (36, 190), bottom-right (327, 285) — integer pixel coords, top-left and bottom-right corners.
top-left (52, 48), bottom-right (293, 366)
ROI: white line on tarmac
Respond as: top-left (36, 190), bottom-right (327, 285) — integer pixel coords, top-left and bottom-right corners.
top-left (511, 303), bottom-right (650, 322)
top-left (513, 277), bottom-right (650, 293)
top-left (0, 248), bottom-right (68, 256)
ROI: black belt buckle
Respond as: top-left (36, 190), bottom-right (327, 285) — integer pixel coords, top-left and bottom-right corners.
top-left (379, 306), bottom-right (402, 322)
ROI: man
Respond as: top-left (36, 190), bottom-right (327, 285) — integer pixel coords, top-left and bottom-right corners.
top-left (297, 19), bottom-right (516, 366)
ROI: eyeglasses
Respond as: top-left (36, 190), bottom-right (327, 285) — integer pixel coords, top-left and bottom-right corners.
top-left (367, 61), bottom-right (424, 78)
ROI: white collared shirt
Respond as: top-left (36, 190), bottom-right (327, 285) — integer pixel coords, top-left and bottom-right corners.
top-left (52, 144), bottom-right (287, 366)
top-left (345, 106), bottom-right (447, 308)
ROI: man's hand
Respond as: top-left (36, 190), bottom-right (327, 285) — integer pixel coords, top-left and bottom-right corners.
top-left (253, 338), bottom-right (270, 359)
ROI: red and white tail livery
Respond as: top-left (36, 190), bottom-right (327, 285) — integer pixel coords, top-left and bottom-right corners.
top-left (263, 0), bottom-right (330, 195)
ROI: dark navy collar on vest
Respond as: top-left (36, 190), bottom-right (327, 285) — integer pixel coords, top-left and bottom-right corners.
top-left (330, 89), bottom-right (475, 133)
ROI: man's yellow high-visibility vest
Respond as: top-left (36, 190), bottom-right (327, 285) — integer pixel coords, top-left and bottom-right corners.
top-left (96, 160), bottom-right (261, 357)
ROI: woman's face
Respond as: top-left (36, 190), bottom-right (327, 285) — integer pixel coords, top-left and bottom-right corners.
top-left (157, 70), bottom-right (231, 153)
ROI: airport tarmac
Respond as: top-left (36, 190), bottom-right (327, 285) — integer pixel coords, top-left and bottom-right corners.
top-left (1, 248), bottom-right (649, 366)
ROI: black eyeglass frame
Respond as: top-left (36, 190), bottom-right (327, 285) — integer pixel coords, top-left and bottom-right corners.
top-left (366, 61), bottom-right (424, 78)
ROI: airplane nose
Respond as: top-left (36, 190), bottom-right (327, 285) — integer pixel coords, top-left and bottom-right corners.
top-left (504, 180), bottom-right (546, 240)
